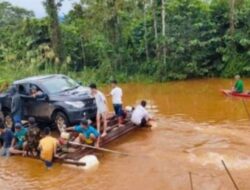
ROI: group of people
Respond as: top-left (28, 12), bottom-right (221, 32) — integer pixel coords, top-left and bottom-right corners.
top-left (88, 80), bottom-right (152, 136)
top-left (64, 80), bottom-right (152, 147)
top-left (0, 80), bottom-right (152, 168)
top-left (0, 116), bottom-right (58, 168)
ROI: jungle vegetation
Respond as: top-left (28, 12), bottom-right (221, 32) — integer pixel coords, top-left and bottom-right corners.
top-left (0, 0), bottom-right (250, 88)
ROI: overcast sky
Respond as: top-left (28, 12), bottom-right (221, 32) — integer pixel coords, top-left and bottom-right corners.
top-left (5, 0), bottom-right (80, 18)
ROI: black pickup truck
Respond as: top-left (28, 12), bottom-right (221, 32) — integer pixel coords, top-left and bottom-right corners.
top-left (0, 74), bottom-right (96, 127)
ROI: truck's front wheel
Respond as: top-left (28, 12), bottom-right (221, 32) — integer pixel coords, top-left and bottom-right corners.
top-left (53, 111), bottom-right (69, 132)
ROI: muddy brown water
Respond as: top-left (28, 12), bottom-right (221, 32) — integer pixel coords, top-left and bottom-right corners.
top-left (2, 78), bottom-right (250, 190)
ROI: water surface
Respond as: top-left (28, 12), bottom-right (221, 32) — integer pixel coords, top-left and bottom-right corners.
top-left (1, 78), bottom-right (250, 190)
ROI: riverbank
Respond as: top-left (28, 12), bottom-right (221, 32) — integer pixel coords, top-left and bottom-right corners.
top-left (0, 62), bottom-right (160, 89)
top-left (0, 63), bottom-right (237, 92)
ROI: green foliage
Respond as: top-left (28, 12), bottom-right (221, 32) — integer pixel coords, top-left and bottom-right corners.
top-left (1, 0), bottom-right (250, 85)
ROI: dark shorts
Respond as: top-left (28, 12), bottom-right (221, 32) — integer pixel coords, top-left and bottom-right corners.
top-left (13, 115), bottom-right (21, 124)
top-left (44, 160), bottom-right (53, 168)
top-left (113, 104), bottom-right (123, 117)
top-left (140, 118), bottom-right (147, 127)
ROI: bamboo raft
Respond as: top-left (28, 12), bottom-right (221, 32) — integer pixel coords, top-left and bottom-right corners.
top-left (14, 111), bottom-right (138, 166)
top-left (53, 112), bottom-right (138, 164)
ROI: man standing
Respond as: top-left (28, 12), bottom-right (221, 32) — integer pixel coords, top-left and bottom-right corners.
top-left (107, 80), bottom-right (124, 127)
top-left (11, 88), bottom-right (22, 124)
top-left (38, 127), bottom-right (58, 169)
top-left (89, 83), bottom-right (108, 137)
top-left (131, 100), bottom-right (151, 127)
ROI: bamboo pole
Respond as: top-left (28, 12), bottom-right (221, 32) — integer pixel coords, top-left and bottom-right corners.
top-left (189, 172), bottom-right (194, 190)
top-left (69, 141), bottom-right (132, 156)
top-left (221, 160), bottom-right (240, 190)
top-left (242, 99), bottom-right (250, 120)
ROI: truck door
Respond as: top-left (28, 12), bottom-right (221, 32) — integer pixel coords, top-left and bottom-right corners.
top-left (22, 84), bottom-right (50, 121)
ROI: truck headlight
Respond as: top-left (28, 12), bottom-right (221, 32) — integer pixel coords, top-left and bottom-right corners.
top-left (65, 101), bottom-right (85, 109)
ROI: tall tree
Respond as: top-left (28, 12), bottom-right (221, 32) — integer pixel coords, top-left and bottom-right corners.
top-left (229, 0), bottom-right (235, 34)
top-left (151, 0), bottom-right (159, 58)
top-left (43, 0), bottom-right (64, 63)
top-left (143, 0), bottom-right (149, 61)
top-left (161, 0), bottom-right (166, 65)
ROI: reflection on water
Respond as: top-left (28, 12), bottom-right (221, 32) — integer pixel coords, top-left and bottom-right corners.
top-left (2, 79), bottom-right (250, 190)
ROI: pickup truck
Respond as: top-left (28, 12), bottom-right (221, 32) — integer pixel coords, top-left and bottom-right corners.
top-left (0, 74), bottom-right (97, 127)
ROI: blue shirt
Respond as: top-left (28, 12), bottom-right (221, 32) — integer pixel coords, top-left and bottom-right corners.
top-left (2, 128), bottom-right (13, 148)
top-left (74, 125), bottom-right (100, 138)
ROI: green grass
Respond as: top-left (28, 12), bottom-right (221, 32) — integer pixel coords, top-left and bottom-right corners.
top-left (0, 63), bottom-right (155, 91)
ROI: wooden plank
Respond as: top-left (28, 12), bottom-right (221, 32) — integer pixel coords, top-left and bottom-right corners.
top-left (23, 112), bottom-right (138, 162)
top-left (63, 122), bottom-right (137, 160)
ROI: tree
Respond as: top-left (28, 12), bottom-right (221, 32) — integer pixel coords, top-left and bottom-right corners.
top-left (161, 0), bottom-right (166, 66)
top-left (229, 0), bottom-right (235, 34)
top-left (43, 0), bottom-right (64, 64)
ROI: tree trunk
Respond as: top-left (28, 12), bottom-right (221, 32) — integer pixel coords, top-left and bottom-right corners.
top-left (161, 0), bottom-right (166, 65)
top-left (152, 0), bottom-right (159, 58)
top-left (80, 37), bottom-right (86, 71)
top-left (44, 0), bottom-right (64, 64)
top-left (229, 0), bottom-right (235, 34)
top-left (143, 0), bottom-right (149, 62)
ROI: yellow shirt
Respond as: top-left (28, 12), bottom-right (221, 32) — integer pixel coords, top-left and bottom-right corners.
top-left (39, 136), bottom-right (58, 162)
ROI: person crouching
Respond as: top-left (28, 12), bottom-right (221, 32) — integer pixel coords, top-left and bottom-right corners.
top-left (131, 100), bottom-right (152, 127)
top-left (66, 119), bottom-right (100, 147)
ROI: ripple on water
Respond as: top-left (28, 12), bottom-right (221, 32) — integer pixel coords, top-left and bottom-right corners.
top-left (189, 152), bottom-right (250, 170)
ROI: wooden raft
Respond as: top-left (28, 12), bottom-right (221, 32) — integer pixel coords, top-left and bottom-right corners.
top-left (57, 114), bottom-right (137, 161)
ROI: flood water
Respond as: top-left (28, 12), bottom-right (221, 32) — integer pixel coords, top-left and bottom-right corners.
top-left (2, 78), bottom-right (250, 190)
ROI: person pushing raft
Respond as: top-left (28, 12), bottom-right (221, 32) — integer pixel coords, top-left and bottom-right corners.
top-left (38, 127), bottom-right (58, 169)
top-left (25, 117), bottom-right (41, 157)
top-left (0, 118), bottom-right (13, 157)
top-left (9, 123), bottom-right (27, 156)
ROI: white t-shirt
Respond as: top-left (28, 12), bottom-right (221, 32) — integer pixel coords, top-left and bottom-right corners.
top-left (94, 91), bottom-right (107, 113)
top-left (131, 105), bottom-right (149, 125)
top-left (110, 87), bottom-right (123, 104)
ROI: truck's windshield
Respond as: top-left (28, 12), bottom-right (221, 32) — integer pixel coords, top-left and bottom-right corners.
top-left (41, 76), bottom-right (79, 94)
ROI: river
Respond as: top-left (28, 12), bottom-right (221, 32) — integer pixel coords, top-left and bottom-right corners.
top-left (1, 78), bottom-right (250, 190)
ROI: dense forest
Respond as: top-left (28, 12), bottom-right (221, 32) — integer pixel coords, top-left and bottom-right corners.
top-left (0, 0), bottom-right (250, 86)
